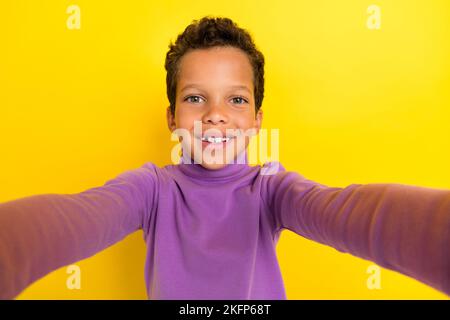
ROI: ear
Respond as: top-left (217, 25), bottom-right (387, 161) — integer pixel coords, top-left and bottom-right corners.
top-left (254, 108), bottom-right (263, 134)
top-left (166, 106), bottom-right (176, 132)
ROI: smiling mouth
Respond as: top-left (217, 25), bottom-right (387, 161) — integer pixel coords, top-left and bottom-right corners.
top-left (200, 136), bottom-right (234, 144)
top-left (193, 132), bottom-right (238, 145)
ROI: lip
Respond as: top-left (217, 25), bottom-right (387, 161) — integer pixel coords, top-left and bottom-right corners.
top-left (194, 133), bottom-right (237, 139)
top-left (195, 136), bottom-right (236, 149)
top-left (194, 128), bottom-right (243, 139)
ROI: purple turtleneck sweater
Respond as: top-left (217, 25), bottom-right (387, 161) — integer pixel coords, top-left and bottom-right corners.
top-left (0, 152), bottom-right (449, 299)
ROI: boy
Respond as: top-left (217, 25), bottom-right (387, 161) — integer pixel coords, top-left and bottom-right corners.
top-left (0, 16), bottom-right (449, 299)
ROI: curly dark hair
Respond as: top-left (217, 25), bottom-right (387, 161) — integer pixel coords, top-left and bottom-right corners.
top-left (164, 16), bottom-right (265, 116)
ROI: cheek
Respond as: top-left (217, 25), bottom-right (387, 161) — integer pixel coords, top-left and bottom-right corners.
top-left (176, 108), bottom-right (200, 129)
top-left (235, 119), bottom-right (257, 136)
top-left (235, 111), bottom-right (257, 126)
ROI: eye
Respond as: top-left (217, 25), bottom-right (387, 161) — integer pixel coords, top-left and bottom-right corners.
top-left (184, 95), bottom-right (204, 104)
top-left (231, 96), bottom-right (248, 105)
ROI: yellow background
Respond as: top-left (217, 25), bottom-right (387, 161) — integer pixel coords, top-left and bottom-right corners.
top-left (0, 0), bottom-right (449, 299)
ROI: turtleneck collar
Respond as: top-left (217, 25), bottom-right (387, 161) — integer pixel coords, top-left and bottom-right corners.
top-left (177, 149), bottom-right (252, 181)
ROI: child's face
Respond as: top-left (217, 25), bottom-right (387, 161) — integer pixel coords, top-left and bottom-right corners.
top-left (167, 46), bottom-right (263, 170)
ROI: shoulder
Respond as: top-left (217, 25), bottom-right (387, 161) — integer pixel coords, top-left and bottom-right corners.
top-left (103, 161), bottom-right (162, 191)
top-left (258, 161), bottom-right (322, 202)
top-left (258, 161), bottom-right (305, 184)
top-left (259, 161), bottom-right (286, 176)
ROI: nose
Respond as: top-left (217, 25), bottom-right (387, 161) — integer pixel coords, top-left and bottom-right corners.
top-left (201, 101), bottom-right (228, 126)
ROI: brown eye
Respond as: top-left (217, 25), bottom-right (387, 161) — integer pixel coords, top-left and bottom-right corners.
top-left (185, 96), bottom-right (204, 103)
top-left (231, 96), bottom-right (248, 104)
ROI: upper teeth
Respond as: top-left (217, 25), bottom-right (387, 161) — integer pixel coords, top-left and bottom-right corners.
top-left (201, 136), bottom-right (231, 143)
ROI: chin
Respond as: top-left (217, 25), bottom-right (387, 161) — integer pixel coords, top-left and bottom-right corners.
top-left (199, 163), bottom-right (227, 170)
top-left (193, 153), bottom-right (238, 170)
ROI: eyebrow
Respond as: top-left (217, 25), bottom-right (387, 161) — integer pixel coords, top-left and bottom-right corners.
top-left (180, 84), bottom-right (251, 94)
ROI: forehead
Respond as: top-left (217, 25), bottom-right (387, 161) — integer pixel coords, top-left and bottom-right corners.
top-left (177, 46), bottom-right (254, 92)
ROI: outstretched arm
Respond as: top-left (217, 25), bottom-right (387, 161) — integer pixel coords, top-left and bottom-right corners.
top-left (0, 162), bottom-right (158, 299)
top-left (267, 167), bottom-right (450, 295)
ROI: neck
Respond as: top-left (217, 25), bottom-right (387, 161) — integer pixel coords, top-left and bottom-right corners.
top-left (178, 150), bottom-right (251, 180)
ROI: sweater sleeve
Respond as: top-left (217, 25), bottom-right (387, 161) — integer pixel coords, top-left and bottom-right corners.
top-left (0, 162), bottom-right (158, 299)
top-left (265, 163), bottom-right (450, 296)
